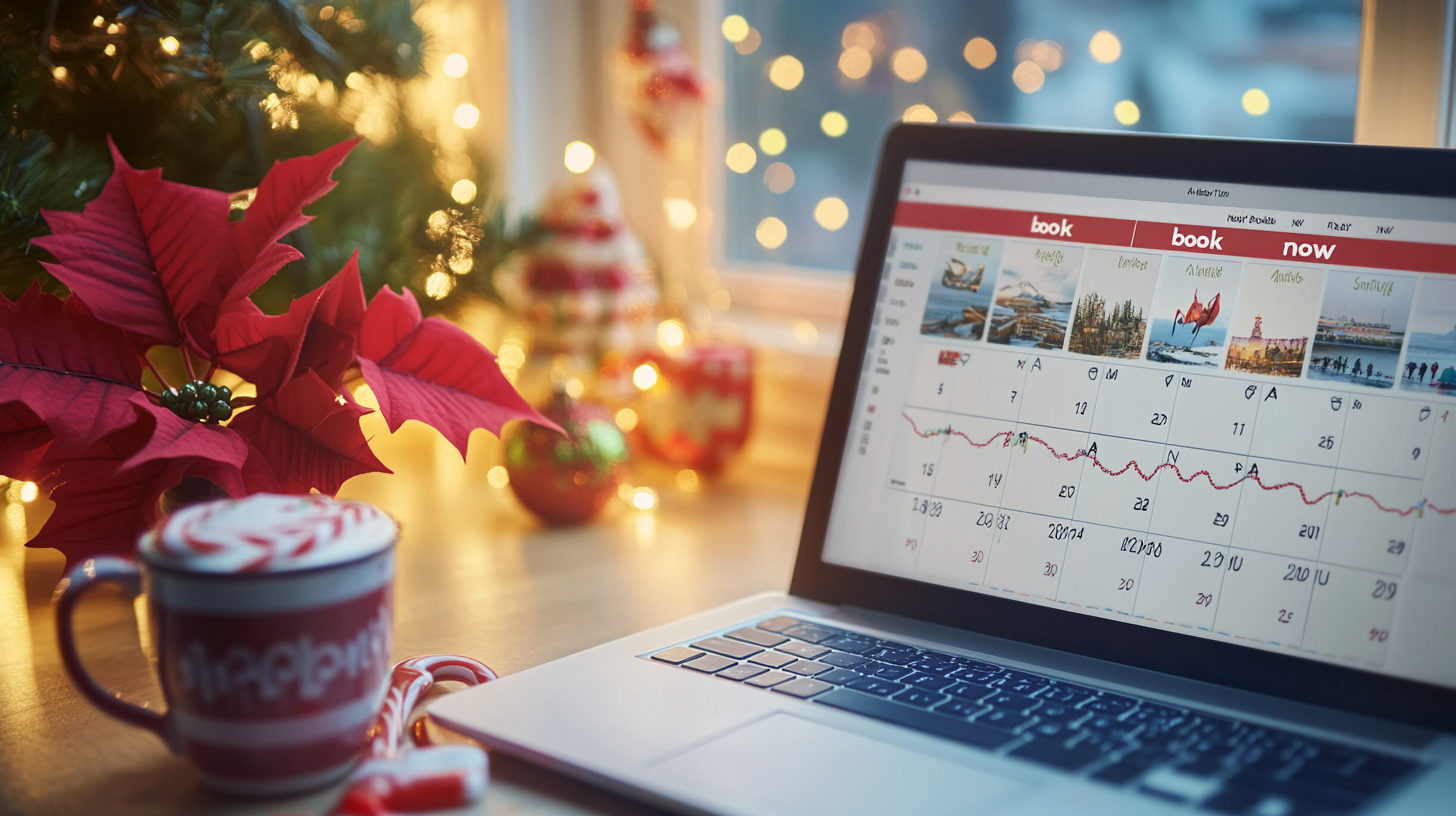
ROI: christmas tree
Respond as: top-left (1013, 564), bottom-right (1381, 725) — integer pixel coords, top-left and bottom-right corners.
top-left (1, 0), bottom-right (509, 312)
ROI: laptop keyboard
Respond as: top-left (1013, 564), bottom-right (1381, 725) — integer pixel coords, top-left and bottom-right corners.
top-left (648, 616), bottom-right (1423, 815)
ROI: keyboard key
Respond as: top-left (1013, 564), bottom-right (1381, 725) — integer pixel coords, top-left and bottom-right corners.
top-left (954, 659), bottom-right (1004, 674)
top-left (782, 624), bottom-right (839, 644)
top-left (748, 651), bottom-right (796, 669)
top-left (903, 672), bottom-right (956, 691)
top-left (773, 678), bottom-right (833, 699)
top-left (1029, 721), bottom-right (1070, 740)
top-left (1175, 754), bottom-right (1229, 777)
top-left (821, 636), bottom-right (876, 654)
top-left (756, 616), bottom-right (801, 633)
top-left (1033, 703), bottom-right (1084, 724)
top-left (952, 668), bottom-right (1001, 685)
top-left (907, 657), bottom-right (960, 676)
top-left (691, 637), bottom-right (760, 660)
top-left (1138, 767), bottom-right (1222, 804)
top-left (1090, 745), bottom-right (1170, 786)
top-left (782, 660), bottom-right (831, 677)
top-left (933, 700), bottom-right (987, 719)
top-left (865, 647), bottom-right (920, 665)
top-left (989, 676), bottom-right (1051, 696)
top-left (844, 677), bottom-right (906, 697)
top-left (816, 668), bottom-right (864, 685)
top-left (651, 646), bottom-right (704, 665)
top-left (893, 689), bottom-right (948, 708)
top-left (1218, 775), bottom-right (1367, 815)
top-left (1083, 694), bottom-right (1138, 716)
top-left (944, 683), bottom-right (994, 702)
top-left (1040, 683), bottom-right (1099, 706)
top-left (682, 654), bottom-right (736, 673)
top-left (1009, 740), bottom-right (1102, 772)
top-left (975, 709), bottom-right (1034, 732)
top-left (744, 670), bottom-right (793, 688)
top-left (778, 642), bottom-right (830, 660)
top-left (725, 627), bottom-right (787, 648)
top-left (864, 663), bottom-right (914, 681)
top-left (1083, 715), bottom-right (1142, 741)
top-left (717, 663), bottom-right (768, 682)
top-left (820, 651), bottom-right (870, 670)
top-left (815, 689), bottom-right (1018, 750)
top-left (984, 692), bottom-right (1041, 714)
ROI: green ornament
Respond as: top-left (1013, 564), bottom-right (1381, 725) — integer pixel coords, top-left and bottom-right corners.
top-left (188, 400), bottom-right (209, 419)
top-left (209, 401), bottom-right (233, 422)
top-left (178, 382), bottom-right (198, 401)
top-left (216, 385), bottom-right (232, 402)
top-left (160, 388), bottom-right (180, 409)
top-left (198, 383), bottom-right (217, 403)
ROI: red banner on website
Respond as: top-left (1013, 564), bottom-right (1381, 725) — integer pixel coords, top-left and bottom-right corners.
top-left (893, 201), bottom-right (1456, 275)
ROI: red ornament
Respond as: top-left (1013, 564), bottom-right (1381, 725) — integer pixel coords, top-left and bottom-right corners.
top-left (504, 396), bottom-right (630, 526)
top-left (614, 0), bottom-right (705, 152)
top-left (630, 343), bottom-right (753, 473)
top-left (2, 138), bottom-right (555, 566)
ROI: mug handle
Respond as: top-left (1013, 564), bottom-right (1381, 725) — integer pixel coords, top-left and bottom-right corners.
top-left (56, 556), bottom-right (176, 750)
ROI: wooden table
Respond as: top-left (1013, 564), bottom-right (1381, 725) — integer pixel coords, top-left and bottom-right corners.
top-left (0, 410), bottom-right (814, 816)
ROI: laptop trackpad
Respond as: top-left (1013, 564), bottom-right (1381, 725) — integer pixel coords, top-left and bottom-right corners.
top-left (647, 712), bottom-right (1030, 816)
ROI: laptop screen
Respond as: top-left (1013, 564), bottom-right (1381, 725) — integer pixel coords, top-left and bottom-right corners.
top-left (823, 159), bottom-right (1456, 691)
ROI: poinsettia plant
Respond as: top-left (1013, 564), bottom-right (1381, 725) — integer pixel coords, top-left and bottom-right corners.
top-left (0, 138), bottom-right (554, 566)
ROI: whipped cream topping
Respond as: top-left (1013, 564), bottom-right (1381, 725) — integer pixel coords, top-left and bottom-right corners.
top-left (140, 494), bottom-right (398, 574)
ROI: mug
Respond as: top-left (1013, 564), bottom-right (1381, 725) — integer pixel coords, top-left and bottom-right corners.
top-left (56, 519), bottom-right (395, 797)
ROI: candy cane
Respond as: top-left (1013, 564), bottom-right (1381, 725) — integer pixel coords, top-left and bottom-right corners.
top-left (329, 655), bottom-right (498, 816)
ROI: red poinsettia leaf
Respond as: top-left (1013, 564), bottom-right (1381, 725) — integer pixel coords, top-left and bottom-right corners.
top-left (227, 370), bottom-right (390, 495)
top-left (34, 139), bottom-right (230, 350)
top-left (120, 392), bottom-right (250, 473)
top-left (25, 422), bottom-right (244, 566)
top-left (214, 289), bottom-right (323, 399)
top-left (293, 252), bottom-right (366, 390)
top-left (0, 283), bottom-right (145, 449)
top-left (357, 286), bottom-right (558, 457)
top-left (0, 402), bottom-right (54, 480)
top-left (228, 139), bottom-right (359, 302)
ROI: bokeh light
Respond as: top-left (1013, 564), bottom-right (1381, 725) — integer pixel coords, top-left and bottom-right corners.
top-left (758, 128), bottom-right (787, 156)
top-left (756, 217), bottom-right (788, 249)
top-left (18, 481), bottom-right (38, 503)
top-left (1243, 88), bottom-right (1270, 116)
top-left (892, 47), bottom-right (928, 82)
top-left (839, 47), bottom-right (872, 80)
top-left (963, 37), bottom-right (997, 69)
top-left (842, 22), bottom-right (876, 51)
top-left (442, 53), bottom-right (469, 77)
top-left (764, 162), bottom-right (795, 194)
top-left (814, 198), bottom-right (850, 231)
top-left (721, 15), bottom-right (749, 43)
top-left (665, 197), bottom-right (697, 229)
top-left (902, 104), bottom-right (937, 123)
top-left (1013, 61), bottom-right (1045, 93)
top-left (735, 28), bottom-right (762, 55)
top-left (450, 179), bottom-right (477, 204)
top-left (725, 142), bottom-right (757, 173)
top-left (769, 56), bottom-right (804, 90)
top-left (159, 36), bottom-right (180, 55)
top-left (1114, 100), bottom-right (1141, 125)
top-left (657, 319), bottom-right (687, 350)
top-left (633, 363), bottom-right (660, 390)
top-left (948, 111), bottom-right (976, 123)
top-left (676, 469), bottom-right (701, 492)
top-left (820, 111), bottom-right (848, 137)
top-left (1089, 31), bottom-right (1122, 63)
top-left (486, 466), bottom-right (509, 488)
top-left (615, 408), bottom-right (639, 432)
top-left (631, 487), bottom-right (658, 510)
top-left (424, 271), bottom-right (454, 299)
top-left (564, 140), bottom-right (595, 173)
top-left (453, 103), bottom-right (480, 129)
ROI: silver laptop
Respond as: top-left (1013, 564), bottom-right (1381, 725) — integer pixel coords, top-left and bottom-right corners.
top-left (433, 124), bottom-right (1456, 816)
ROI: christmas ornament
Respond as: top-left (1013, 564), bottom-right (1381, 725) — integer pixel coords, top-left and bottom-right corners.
top-left (614, 0), bottom-right (705, 152)
top-left (2, 138), bottom-right (555, 566)
top-left (629, 343), bottom-right (753, 473)
top-left (493, 165), bottom-right (659, 356)
top-left (504, 393), bottom-right (630, 526)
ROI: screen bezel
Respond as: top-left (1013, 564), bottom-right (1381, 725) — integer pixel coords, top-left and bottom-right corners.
top-left (789, 123), bottom-right (1456, 733)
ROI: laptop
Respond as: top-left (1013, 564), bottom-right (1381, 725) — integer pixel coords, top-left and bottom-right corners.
top-left (432, 124), bottom-right (1456, 816)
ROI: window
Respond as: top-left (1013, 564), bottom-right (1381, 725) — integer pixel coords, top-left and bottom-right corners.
top-left (720, 0), bottom-right (1364, 272)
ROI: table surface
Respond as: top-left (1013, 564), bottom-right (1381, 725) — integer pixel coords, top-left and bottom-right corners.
top-left (0, 411), bottom-right (812, 816)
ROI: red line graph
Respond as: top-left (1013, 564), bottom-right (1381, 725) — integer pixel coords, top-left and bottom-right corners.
top-left (903, 413), bottom-right (1456, 517)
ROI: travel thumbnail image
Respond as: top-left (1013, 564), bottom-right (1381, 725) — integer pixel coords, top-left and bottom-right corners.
top-left (1307, 270), bottom-right (1414, 390)
top-left (1400, 276), bottom-right (1456, 394)
top-left (986, 241), bottom-right (1084, 349)
top-left (1225, 263), bottom-right (1324, 378)
top-left (919, 235), bottom-right (1004, 342)
top-left (1066, 250), bottom-right (1160, 360)
top-left (1144, 256), bottom-right (1242, 367)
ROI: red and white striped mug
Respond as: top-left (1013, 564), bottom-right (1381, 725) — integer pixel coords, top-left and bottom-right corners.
top-left (56, 494), bottom-right (398, 797)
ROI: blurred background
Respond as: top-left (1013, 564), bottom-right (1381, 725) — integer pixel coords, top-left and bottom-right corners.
top-left (1, 0), bottom-right (1451, 511)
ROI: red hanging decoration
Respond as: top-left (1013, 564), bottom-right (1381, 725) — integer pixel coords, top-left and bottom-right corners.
top-left (615, 0), bottom-right (705, 152)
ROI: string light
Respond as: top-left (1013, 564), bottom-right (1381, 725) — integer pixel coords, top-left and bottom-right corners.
top-left (1090, 30), bottom-right (1122, 63)
top-left (902, 104), bottom-right (937, 123)
top-left (631, 487), bottom-right (657, 510)
top-left (106, 23), bottom-right (120, 35)
top-left (450, 179), bottom-right (477, 204)
top-left (18, 482), bottom-right (38, 503)
top-left (424, 271), bottom-right (454, 299)
top-left (93, 16), bottom-right (105, 27)
top-left (892, 48), bottom-right (927, 82)
top-left (442, 53), bottom-right (469, 78)
top-left (51, 66), bottom-right (67, 80)
top-left (821, 111), bottom-right (848, 137)
top-left (758, 128), bottom-right (786, 156)
top-left (1243, 89), bottom-right (1270, 116)
top-left (657, 319), bottom-right (687, 350)
top-left (814, 197), bottom-right (849, 231)
top-left (564, 140), bottom-right (595, 173)
top-left (755, 217), bottom-right (787, 249)
top-left (1114, 100), bottom-right (1141, 125)
top-left (721, 15), bottom-right (749, 43)
top-left (768, 56), bottom-right (804, 90)
top-left (725, 142), bottom-right (757, 173)
top-left (633, 363), bottom-right (660, 390)
top-left (104, 44), bottom-right (116, 56)
top-left (453, 103), bottom-right (480, 129)
top-left (159, 36), bottom-right (180, 55)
